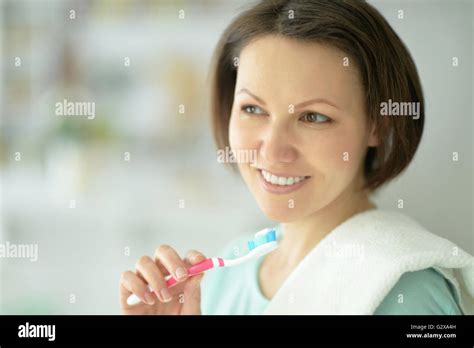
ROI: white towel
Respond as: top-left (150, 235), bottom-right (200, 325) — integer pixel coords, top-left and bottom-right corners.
top-left (264, 209), bottom-right (474, 315)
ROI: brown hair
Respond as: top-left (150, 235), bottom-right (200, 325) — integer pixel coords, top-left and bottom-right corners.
top-left (209, 0), bottom-right (424, 191)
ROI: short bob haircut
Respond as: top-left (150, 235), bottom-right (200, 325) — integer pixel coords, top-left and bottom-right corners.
top-left (209, 0), bottom-right (424, 191)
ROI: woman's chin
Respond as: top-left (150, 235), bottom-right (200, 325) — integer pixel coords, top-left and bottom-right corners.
top-left (256, 201), bottom-right (306, 223)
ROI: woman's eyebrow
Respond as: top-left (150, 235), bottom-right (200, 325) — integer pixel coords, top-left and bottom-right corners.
top-left (236, 88), bottom-right (340, 110)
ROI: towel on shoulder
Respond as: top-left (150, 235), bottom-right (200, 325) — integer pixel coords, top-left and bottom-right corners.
top-left (264, 209), bottom-right (474, 315)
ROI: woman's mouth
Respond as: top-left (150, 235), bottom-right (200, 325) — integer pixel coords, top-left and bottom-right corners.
top-left (257, 168), bottom-right (311, 195)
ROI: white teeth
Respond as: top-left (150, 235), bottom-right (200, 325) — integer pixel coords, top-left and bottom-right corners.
top-left (270, 175), bottom-right (278, 185)
top-left (260, 169), bottom-right (307, 186)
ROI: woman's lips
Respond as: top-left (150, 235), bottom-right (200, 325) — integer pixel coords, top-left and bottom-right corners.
top-left (257, 169), bottom-right (310, 195)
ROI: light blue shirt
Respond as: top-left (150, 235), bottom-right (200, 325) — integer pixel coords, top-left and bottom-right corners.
top-left (201, 226), bottom-right (463, 315)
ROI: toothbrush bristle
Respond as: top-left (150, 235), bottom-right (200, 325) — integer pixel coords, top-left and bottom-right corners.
top-left (247, 240), bottom-right (256, 251)
top-left (247, 228), bottom-right (277, 251)
top-left (266, 229), bottom-right (277, 242)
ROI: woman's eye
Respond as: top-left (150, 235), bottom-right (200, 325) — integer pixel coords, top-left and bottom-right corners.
top-left (241, 105), bottom-right (266, 115)
top-left (300, 112), bottom-right (331, 124)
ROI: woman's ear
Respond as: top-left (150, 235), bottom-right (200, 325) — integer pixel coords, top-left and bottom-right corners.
top-left (368, 122), bottom-right (379, 147)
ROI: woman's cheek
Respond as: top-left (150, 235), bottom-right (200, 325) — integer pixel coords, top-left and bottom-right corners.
top-left (229, 114), bottom-right (259, 152)
top-left (228, 113), bottom-right (238, 149)
top-left (229, 116), bottom-right (260, 190)
top-left (306, 126), bottom-right (365, 185)
top-left (228, 116), bottom-right (243, 151)
top-left (335, 134), bottom-right (367, 189)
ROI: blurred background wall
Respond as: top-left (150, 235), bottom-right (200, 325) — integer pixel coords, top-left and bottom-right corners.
top-left (0, 0), bottom-right (472, 314)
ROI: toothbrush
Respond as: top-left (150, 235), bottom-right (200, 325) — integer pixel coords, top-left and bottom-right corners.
top-left (126, 227), bottom-right (278, 306)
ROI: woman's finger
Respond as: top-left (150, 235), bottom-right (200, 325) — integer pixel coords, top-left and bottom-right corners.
top-left (180, 272), bottom-right (205, 315)
top-left (119, 270), bottom-right (154, 307)
top-left (184, 249), bottom-right (207, 266)
top-left (135, 255), bottom-right (172, 303)
top-left (180, 250), bottom-right (206, 315)
top-left (154, 245), bottom-right (189, 283)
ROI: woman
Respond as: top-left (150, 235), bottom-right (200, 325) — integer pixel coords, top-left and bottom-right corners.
top-left (119, 0), bottom-right (473, 315)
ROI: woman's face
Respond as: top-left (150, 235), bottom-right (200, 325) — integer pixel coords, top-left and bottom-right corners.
top-left (228, 35), bottom-right (378, 222)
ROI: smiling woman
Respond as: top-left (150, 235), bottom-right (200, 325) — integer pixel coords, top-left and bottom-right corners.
top-left (228, 37), bottom-right (374, 222)
top-left (118, 0), bottom-right (473, 317)
top-left (199, 0), bottom-right (473, 315)
top-left (210, 2), bottom-right (424, 193)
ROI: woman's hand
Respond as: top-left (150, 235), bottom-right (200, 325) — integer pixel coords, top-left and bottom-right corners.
top-left (119, 246), bottom-right (206, 315)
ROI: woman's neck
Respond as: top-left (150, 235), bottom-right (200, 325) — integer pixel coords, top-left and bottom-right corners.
top-left (276, 188), bottom-right (376, 269)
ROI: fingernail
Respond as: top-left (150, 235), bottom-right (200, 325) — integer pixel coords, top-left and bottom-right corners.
top-left (144, 292), bottom-right (155, 305)
top-left (160, 288), bottom-right (172, 302)
top-left (175, 267), bottom-right (187, 279)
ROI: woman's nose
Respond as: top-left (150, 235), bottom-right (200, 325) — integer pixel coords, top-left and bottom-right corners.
top-left (259, 125), bottom-right (297, 164)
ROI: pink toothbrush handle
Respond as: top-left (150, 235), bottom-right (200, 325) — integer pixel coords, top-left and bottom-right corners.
top-left (166, 257), bottom-right (224, 287)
